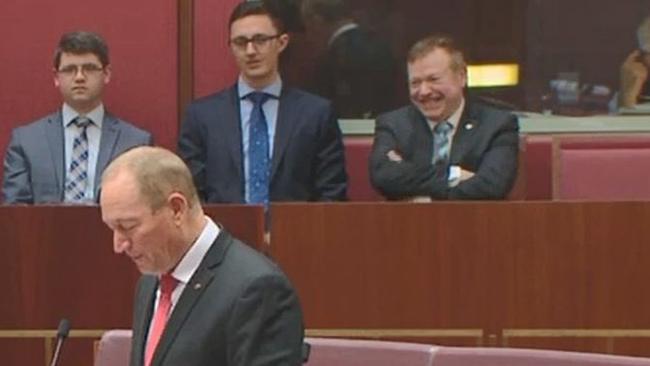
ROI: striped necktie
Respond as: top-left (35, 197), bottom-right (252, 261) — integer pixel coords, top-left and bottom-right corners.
top-left (64, 117), bottom-right (91, 202)
top-left (433, 121), bottom-right (453, 165)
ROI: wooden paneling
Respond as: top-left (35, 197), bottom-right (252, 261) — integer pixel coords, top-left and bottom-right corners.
top-left (270, 202), bottom-right (650, 356)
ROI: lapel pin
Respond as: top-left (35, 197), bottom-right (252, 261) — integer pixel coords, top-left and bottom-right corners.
top-left (465, 123), bottom-right (474, 130)
top-left (194, 283), bottom-right (202, 290)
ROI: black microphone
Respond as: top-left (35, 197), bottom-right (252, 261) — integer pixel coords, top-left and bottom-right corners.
top-left (50, 318), bottom-right (70, 366)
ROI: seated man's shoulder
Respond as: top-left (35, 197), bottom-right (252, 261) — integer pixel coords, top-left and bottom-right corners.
top-left (377, 105), bottom-right (414, 120)
top-left (6, 113), bottom-right (62, 149)
top-left (468, 100), bottom-right (519, 132)
top-left (13, 112), bottom-right (59, 133)
top-left (470, 99), bottom-right (516, 120)
top-left (110, 115), bottom-right (151, 137)
top-left (188, 87), bottom-right (235, 110)
top-left (283, 87), bottom-right (331, 109)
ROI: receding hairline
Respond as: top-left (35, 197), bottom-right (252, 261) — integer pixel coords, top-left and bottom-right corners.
top-left (101, 146), bottom-right (200, 211)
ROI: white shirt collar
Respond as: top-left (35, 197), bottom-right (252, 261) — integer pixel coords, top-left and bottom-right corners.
top-left (428, 97), bottom-right (465, 131)
top-left (62, 103), bottom-right (104, 128)
top-left (169, 216), bottom-right (221, 285)
top-left (237, 75), bottom-right (282, 99)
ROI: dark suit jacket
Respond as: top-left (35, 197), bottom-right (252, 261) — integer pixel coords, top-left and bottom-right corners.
top-left (312, 26), bottom-right (396, 118)
top-left (178, 85), bottom-right (347, 203)
top-left (369, 100), bottom-right (519, 200)
top-left (2, 111), bottom-right (152, 204)
top-left (130, 230), bottom-right (304, 366)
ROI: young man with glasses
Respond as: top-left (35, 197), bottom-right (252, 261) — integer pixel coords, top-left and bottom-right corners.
top-left (2, 31), bottom-right (152, 204)
top-left (178, 0), bottom-right (347, 207)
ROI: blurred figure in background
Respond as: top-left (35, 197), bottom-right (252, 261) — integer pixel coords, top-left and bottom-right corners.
top-left (619, 16), bottom-right (650, 108)
top-left (301, 0), bottom-right (397, 118)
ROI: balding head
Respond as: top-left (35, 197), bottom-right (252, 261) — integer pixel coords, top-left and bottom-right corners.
top-left (102, 146), bottom-right (200, 213)
top-left (100, 146), bottom-right (205, 275)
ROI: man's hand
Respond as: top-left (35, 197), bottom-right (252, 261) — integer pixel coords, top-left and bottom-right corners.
top-left (387, 150), bottom-right (403, 162)
top-left (459, 168), bottom-right (475, 182)
top-left (620, 50), bottom-right (649, 107)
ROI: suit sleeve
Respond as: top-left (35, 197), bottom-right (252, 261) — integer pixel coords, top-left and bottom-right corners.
top-left (449, 113), bottom-right (519, 199)
top-left (2, 129), bottom-right (34, 204)
top-left (129, 276), bottom-right (153, 366)
top-left (227, 274), bottom-right (304, 366)
top-left (313, 106), bottom-right (348, 201)
top-left (177, 104), bottom-right (208, 201)
top-left (369, 115), bottom-right (448, 199)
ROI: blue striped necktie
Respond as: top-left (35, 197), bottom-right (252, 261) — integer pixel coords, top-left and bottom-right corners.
top-left (433, 121), bottom-right (453, 165)
top-left (64, 117), bottom-right (91, 202)
top-left (246, 92), bottom-right (272, 207)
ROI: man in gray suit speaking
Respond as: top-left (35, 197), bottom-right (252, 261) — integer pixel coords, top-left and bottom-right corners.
top-left (2, 31), bottom-right (152, 204)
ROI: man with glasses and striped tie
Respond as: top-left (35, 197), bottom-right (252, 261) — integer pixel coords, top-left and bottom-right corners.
top-left (369, 34), bottom-right (519, 201)
top-left (2, 31), bottom-right (152, 204)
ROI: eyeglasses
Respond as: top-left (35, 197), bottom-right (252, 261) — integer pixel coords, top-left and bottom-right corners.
top-left (56, 63), bottom-right (105, 77)
top-left (229, 34), bottom-right (280, 50)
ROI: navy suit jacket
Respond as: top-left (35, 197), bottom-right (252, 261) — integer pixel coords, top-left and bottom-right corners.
top-left (2, 111), bottom-right (152, 204)
top-left (369, 100), bottom-right (519, 200)
top-left (130, 230), bottom-right (304, 366)
top-left (178, 84), bottom-right (347, 203)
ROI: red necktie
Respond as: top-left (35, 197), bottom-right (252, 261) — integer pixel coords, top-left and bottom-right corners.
top-left (145, 274), bottom-right (178, 366)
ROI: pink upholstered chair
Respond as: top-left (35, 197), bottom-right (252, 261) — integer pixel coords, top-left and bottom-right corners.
top-left (304, 337), bottom-right (437, 366)
top-left (432, 346), bottom-right (650, 366)
top-left (95, 329), bottom-right (132, 366)
top-left (343, 137), bottom-right (383, 201)
top-left (523, 134), bottom-right (553, 200)
top-left (553, 135), bottom-right (650, 200)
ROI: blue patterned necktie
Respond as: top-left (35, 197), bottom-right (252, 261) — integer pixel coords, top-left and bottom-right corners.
top-left (64, 116), bottom-right (91, 202)
top-left (433, 121), bottom-right (453, 165)
top-left (246, 92), bottom-right (272, 207)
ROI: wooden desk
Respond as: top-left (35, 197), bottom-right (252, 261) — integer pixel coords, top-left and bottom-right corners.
top-left (270, 201), bottom-right (650, 356)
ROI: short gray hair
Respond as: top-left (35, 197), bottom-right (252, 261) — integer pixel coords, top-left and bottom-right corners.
top-left (102, 146), bottom-right (200, 212)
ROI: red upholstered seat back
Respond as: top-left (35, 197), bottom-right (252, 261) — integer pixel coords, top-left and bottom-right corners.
top-left (95, 330), bottom-right (131, 366)
top-left (433, 346), bottom-right (650, 366)
top-left (305, 337), bottom-right (437, 366)
top-left (344, 137), bottom-right (383, 201)
top-left (554, 135), bottom-right (650, 200)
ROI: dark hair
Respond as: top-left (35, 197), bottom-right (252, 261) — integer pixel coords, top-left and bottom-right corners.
top-left (228, 0), bottom-right (286, 34)
top-left (301, 0), bottom-right (351, 23)
top-left (53, 31), bottom-right (109, 69)
top-left (407, 34), bottom-right (466, 72)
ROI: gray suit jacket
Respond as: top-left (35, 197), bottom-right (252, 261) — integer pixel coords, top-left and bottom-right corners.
top-left (2, 111), bottom-right (152, 204)
top-left (130, 230), bottom-right (304, 366)
top-left (369, 100), bottom-right (519, 200)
